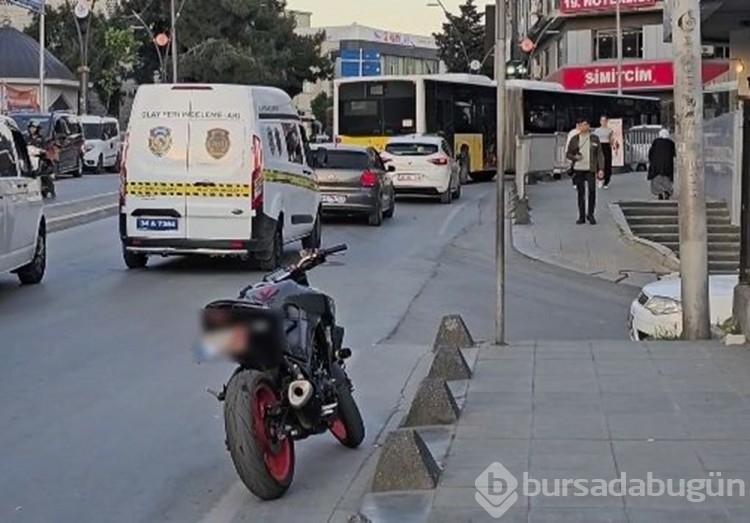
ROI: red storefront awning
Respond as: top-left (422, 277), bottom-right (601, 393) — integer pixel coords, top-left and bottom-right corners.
top-left (547, 61), bottom-right (730, 92)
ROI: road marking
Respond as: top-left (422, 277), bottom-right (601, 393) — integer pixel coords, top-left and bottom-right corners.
top-left (47, 191), bottom-right (118, 208)
top-left (198, 481), bottom-right (247, 523)
top-left (439, 201), bottom-right (468, 236)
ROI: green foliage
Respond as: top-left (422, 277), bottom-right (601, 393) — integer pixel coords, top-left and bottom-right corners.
top-left (120, 0), bottom-right (333, 97)
top-left (310, 92), bottom-right (331, 131)
top-left (433, 0), bottom-right (490, 75)
top-left (25, 0), bottom-right (141, 114)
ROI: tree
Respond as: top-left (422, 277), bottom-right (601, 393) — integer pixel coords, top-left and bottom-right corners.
top-left (26, 1), bottom-right (141, 114)
top-left (120, 0), bottom-right (332, 97)
top-left (433, 0), bottom-right (489, 75)
top-left (310, 92), bottom-right (331, 131)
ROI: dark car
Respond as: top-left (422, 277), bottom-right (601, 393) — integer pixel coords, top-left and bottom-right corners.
top-left (312, 144), bottom-right (396, 226)
top-left (9, 112), bottom-right (85, 177)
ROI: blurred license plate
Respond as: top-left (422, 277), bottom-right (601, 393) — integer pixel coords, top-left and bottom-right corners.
top-left (136, 218), bottom-right (178, 231)
top-left (398, 174), bottom-right (421, 182)
top-left (321, 195), bottom-right (346, 204)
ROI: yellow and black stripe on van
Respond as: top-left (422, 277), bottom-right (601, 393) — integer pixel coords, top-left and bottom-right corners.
top-left (125, 171), bottom-right (317, 198)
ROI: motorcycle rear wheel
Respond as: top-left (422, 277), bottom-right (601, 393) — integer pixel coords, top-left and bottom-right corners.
top-left (224, 370), bottom-right (295, 500)
top-left (329, 363), bottom-right (365, 449)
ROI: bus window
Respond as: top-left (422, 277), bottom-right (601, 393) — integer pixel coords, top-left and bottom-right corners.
top-left (338, 80), bottom-right (416, 137)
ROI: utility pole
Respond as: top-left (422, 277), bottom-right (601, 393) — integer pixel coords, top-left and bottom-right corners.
top-left (672, 0), bottom-right (710, 339)
top-left (39, 6), bottom-right (45, 111)
top-left (495, 0), bottom-right (506, 345)
top-left (616, 0), bottom-right (623, 95)
top-left (170, 0), bottom-right (178, 83)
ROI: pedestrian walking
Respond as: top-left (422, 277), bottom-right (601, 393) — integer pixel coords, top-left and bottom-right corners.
top-left (647, 129), bottom-right (676, 200)
top-left (565, 119), bottom-right (581, 187)
top-left (594, 115), bottom-right (614, 189)
top-left (566, 118), bottom-right (605, 225)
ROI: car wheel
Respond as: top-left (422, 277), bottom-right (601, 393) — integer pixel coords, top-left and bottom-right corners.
top-left (368, 198), bottom-right (383, 226)
top-left (439, 188), bottom-right (452, 204)
top-left (258, 224), bottom-right (283, 271)
top-left (123, 248), bottom-right (148, 269)
top-left (383, 189), bottom-right (395, 219)
top-left (73, 155), bottom-right (83, 177)
top-left (17, 225), bottom-right (46, 285)
top-left (301, 209), bottom-right (322, 250)
top-left (452, 179), bottom-right (462, 200)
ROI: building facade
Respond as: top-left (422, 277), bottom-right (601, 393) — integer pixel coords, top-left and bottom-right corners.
top-left (514, 0), bottom-right (730, 104)
top-left (293, 11), bottom-right (441, 115)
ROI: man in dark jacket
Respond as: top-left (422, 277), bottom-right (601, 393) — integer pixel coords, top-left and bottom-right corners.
top-left (567, 118), bottom-right (605, 225)
top-left (647, 129), bottom-right (676, 200)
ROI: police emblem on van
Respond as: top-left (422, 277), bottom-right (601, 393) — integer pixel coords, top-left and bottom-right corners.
top-left (206, 128), bottom-right (231, 160)
top-left (148, 126), bottom-right (173, 157)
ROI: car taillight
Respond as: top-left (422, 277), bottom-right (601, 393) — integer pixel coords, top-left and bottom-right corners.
top-left (429, 157), bottom-right (449, 166)
top-left (119, 133), bottom-right (129, 207)
top-left (251, 134), bottom-right (264, 211)
top-left (360, 170), bottom-right (378, 188)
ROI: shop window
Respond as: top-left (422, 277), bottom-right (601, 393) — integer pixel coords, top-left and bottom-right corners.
top-left (594, 29), bottom-right (643, 60)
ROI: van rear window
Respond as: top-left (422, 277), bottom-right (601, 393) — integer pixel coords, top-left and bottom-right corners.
top-left (385, 143), bottom-right (438, 156)
top-left (319, 150), bottom-right (369, 170)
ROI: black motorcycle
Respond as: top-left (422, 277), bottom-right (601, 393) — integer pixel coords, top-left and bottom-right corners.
top-left (198, 244), bottom-right (365, 500)
top-left (28, 144), bottom-right (56, 199)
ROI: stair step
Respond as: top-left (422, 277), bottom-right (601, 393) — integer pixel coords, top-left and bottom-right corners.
top-left (621, 208), bottom-right (729, 218)
top-left (708, 252), bottom-right (740, 262)
top-left (658, 243), bottom-right (739, 254)
top-left (629, 225), bottom-right (740, 235)
top-left (619, 200), bottom-right (727, 209)
top-left (626, 216), bottom-right (731, 226)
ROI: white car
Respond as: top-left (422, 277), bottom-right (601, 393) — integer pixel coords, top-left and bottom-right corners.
top-left (629, 274), bottom-right (736, 340)
top-left (382, 135), bottom-right (461, 203)
top-left (81, 115), bottom-right (121, 173)
top-left (0, 116), bottom-right (46, 285)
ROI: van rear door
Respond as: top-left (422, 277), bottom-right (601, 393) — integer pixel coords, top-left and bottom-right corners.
top-left (185, 86), bottom-right (251, 241)
top-left (124, 86), bottom-right (190, 240)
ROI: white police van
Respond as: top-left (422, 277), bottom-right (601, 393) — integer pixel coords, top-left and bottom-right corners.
top-left (0, 116), bottom-right (46, 284)
top-left (119, 84), bottom-right (321, 269)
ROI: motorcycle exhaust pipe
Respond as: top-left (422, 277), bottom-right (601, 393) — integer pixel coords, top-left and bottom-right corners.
top-left (288, 380), bottom-right (314, 409)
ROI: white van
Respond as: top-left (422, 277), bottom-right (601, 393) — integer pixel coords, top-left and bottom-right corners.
top-left (80, 115), bottom-right (121, 173)
top-left (0, 116), bottom-right (46, 284)
top-left (119, 84), bottom-right (321, 270)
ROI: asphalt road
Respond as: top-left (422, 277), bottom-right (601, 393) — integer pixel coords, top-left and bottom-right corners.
top-left (46, 174), bottom-right (119, 205)
top-left (0, 184), bottom-right (637, 523)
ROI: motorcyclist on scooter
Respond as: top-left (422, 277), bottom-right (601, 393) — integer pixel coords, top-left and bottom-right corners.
top-left (27, 121), bottom-right (56, 199)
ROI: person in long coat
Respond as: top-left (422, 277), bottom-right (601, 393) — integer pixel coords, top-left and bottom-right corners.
top-left (648, 129), bottom-right (676, 200)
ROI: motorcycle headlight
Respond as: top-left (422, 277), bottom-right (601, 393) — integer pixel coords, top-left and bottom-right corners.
top-left (644, 296), bottom-right (682, 316)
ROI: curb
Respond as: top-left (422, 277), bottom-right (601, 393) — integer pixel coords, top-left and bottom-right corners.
top-left (48, 203), bottom-right (118, 233)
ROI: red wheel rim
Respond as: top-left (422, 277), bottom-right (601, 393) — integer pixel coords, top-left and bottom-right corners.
top-left (251, 383), bottom-right (292, 482)
top-left (330, 418), bottom-right (347, 442)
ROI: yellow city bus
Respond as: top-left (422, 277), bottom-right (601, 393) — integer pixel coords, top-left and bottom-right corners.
top-left (333, 73), bottom-right (661, 180)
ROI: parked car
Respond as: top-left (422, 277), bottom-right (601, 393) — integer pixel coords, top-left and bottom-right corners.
top-left (312, 144), bottom-right (395, 226)
top-left (80, 115), bottom-right (121, 173)
top-left (629, 274), bottom-right (736, 340)
top-left (381, 134), bottom-right (461, 204)
top-left (0, 116), bottom-right (46, 284)
top-left (10, 112), bottom-right (84, 177)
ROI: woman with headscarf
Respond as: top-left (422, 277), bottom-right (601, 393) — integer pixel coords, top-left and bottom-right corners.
top-left (648, 129), bottom-right (676, 200)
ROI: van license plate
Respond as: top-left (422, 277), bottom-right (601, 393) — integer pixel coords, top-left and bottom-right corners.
top-left (136, 218), bottom-right (178, 231)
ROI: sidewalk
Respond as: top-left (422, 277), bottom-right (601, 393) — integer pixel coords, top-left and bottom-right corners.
top-left (362, 340), bottom-right (750, 523)
top-left (513, 173), bottom-right (674, 288)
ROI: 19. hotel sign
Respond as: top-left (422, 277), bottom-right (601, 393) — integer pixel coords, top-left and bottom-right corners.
top-left (560, 0), bottom-right (657, 14)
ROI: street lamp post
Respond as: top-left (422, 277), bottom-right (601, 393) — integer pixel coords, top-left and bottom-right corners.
top-left (672, 0), bottom-right (710, 339)
top-left (616, 0), bottom-right (623, 95)
top-left (73, 0), bottom-right (92, 115)
top-left (495, 0), bottom-right (506, 345)
top-left (170, 0), bottom-right (178, 83)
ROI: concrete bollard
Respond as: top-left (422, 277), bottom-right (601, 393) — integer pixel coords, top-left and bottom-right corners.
top-left (401, 378), bottom-right (460, 427)
top-left (371, 429), bottom-right (441, 492)
top-left (433, 314), bottom-right (474, 352)
top-left (429, 345), bottom-right (472, 381)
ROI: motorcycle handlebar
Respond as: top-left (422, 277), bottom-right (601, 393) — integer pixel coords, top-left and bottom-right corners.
top-left (322, 244), bottom-right (348, 257)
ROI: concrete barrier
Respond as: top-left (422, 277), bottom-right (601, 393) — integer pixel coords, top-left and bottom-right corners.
top-left (433, 314), bottom-right (474, 352)
top-left (401, 378), bottom-right (459, 427)
top-left (371, 429), bottom-right (441, 492)
top-left (428, 345), bottom-right (472, 381)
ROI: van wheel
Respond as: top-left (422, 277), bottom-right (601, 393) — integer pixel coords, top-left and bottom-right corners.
top-left (96, 155), bottom-right (104, 174)
top-left (123, 249), bottom-right (148, 269)
top-left (301, 210), bottom-right (322, 250)
top-left (17, 226), bottom-right (46, 285)
top-left (259, 226), bottom-right (283, 271)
